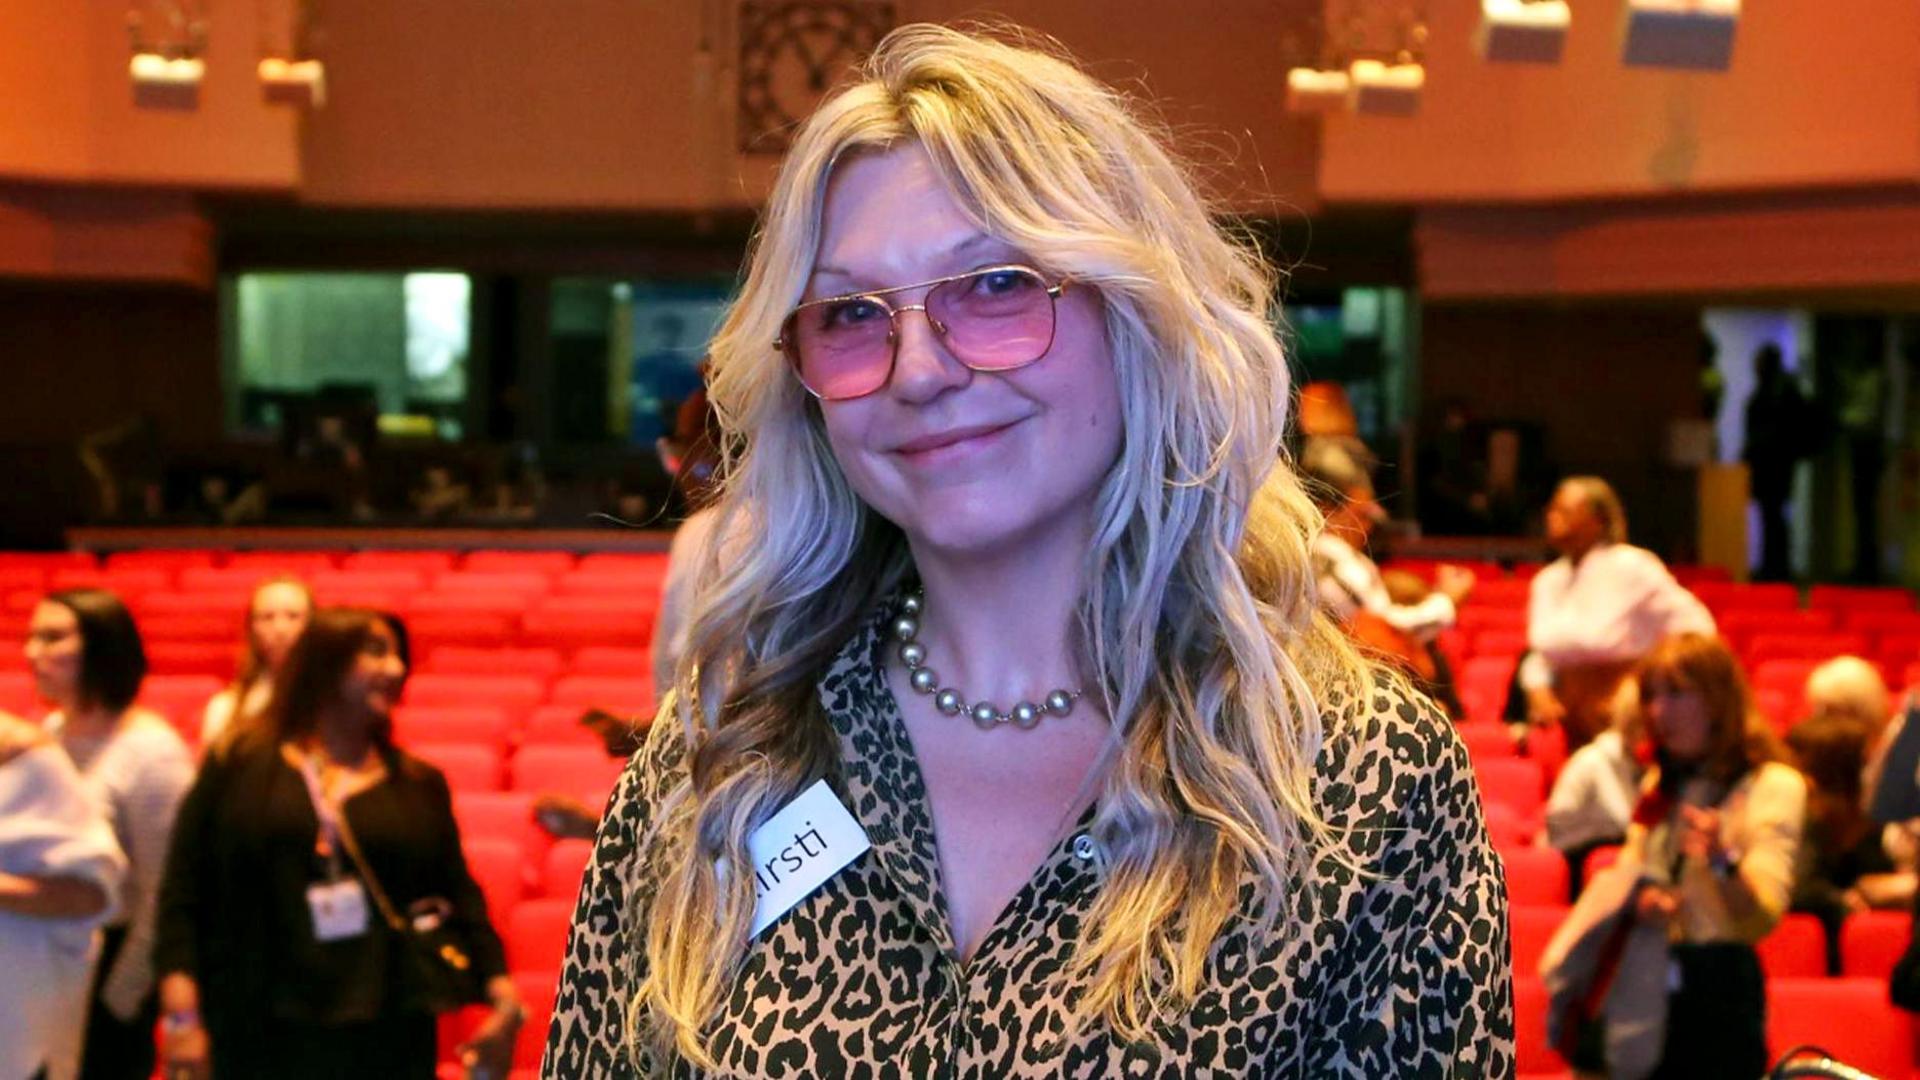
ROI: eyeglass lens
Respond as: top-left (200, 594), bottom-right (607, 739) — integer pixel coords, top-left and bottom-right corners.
top-left (786, 267), bottom-right (1057, 400)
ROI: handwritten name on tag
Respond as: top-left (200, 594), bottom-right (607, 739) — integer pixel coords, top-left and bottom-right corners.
top-left (747, 778), bottom-right (871, 937)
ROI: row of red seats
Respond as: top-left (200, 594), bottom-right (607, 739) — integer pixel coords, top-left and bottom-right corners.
top-left (1513, 975), bottom-right (1915, 1079)
top-left (0, 548), bottom-right (666, 578)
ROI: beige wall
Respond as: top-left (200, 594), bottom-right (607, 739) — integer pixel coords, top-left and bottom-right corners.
top-left (1319, 0), bottom-right (1920, 202)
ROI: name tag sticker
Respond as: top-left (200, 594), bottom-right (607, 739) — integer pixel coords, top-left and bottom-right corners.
top-left (747, 778), bottom-right (870, 937)
top-left (307, 878), bottom-right (370, 943)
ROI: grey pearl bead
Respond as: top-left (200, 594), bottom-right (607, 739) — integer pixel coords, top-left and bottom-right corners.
top-left (900, 594), bottom-right (922, 615)
top-left (1045, 690), bottom-right (1075, 716)
top-left (935, 690), bottom-right (964, 715)
top-left (970, 702), bottom-right (1000, 728)
top-left (1011, 701), bottom-right (1041, 728)
top-left (898, 642), bottom-right (927, 667)
top-left (892, 616), bottom-right (919, 642)
top-left (909, 667), bottom-right (939, 694)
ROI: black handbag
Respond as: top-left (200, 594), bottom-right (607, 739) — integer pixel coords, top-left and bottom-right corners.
top-left (1891, 916), bottom-right (1920, 1012)
top-left (333, 807), bottom-right (488, 1012)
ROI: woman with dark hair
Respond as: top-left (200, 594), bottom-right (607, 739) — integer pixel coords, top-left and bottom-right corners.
top-left (1545, 633), bottom-right (1804, 1079)
top-left (28, 589), bottom-right (193, 1080)
top-left (154, 608), bottom-right (522, 1079)
top-left (199, 577), bottom-right (312, 747)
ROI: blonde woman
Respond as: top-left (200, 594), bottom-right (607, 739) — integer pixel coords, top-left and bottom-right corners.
top-left (547, 25), bottom-right (1511, 1077)
top-left (200, 577), bottom-right (312, 746)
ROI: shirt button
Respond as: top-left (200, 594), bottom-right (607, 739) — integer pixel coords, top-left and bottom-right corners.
top-left (1071, 834), bottom-right (1099, 862)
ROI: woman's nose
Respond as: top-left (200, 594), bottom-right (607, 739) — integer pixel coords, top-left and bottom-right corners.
top-left (886, 306), bottom-right (971, 403)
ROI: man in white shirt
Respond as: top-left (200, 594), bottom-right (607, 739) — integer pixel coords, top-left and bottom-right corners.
top-left (1521, 477), bottom-right (1715, 750)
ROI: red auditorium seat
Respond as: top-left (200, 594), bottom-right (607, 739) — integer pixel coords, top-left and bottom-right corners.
top-left (342, 550), bottom-right (458, 573)
top-left (1839, 911), bottom-right (1911, 979)
top-left (1457, 606), bottom-right (1528, 636)
top-left (1475, 758), bottom-right (1544, 819)
top-left (464, 550), bottom-right (577, 575)
top-left (1809, 585), bottom-right (1915, 612)
top-left (519, 609), bottom-right (653, 651)
top-left (106, 550), bottom-right (217, 572)
top-left (575, 552), bottom-right (670, 574)
top-left (1671, 564), bottom-right (1733, 585)
top-left (524, 704), bottom-right (614, 747)
top-left (1470, 579), bottom-right (1532, 608)
top-left (511, 972), bottom-right (559, 1070)
top-left (512, 745), bottom-right (624, 809)
top-left (1906, 661), bottom-right (1920, 691)
top-left (413, 743), bottom-right (504, 792)
top-left (552, 570), bottom-right (668, 596)
top-left (405, 674), bottom-right (548, 711)
top-left (392, 705), bottom-right (518, 751)
top-left (1745, 632), bottom-right (1871, 667)
top-left (452, 791), bottom-right (548, 862)
top-left (1511, 976), bottom-right (1570, 1077)
top-left (1843, 609), bottom-right (1920, 636)
top-left (1749, 659), bottom-right (1824, 714)
top-left (178, 566), bottom-right (289, 593)
top-left (1716, 609), bottom-right (1838, 653)
top-left (1694, 582), bottom-right (1800, 611)
top-left (435, 572), bottom-right (552, 596)
top-left (225, 551), bottom-right (343, 573)
top-left (139, 613), bottom-right (238, 640)
top-left (1755, 912), bottom-right (1827, 978)
top-left (309, 569), bottom-right (430, 595)
top-left (145, 641), bottom-right (236, 679)
top-left (425, 646), bottom-right (564, 679)
top-left (0, 671), bottom-right (38, 715)
top-left (462, 836), bottom-right (526, 920)
top-left (1510, 905), bottom-right (1570, 977)
top-left (1581, 845), bottom-right (1621, 881)
top-left (0, 639), bottom-right (24, 671)
top-left (1766, 979), bottom-right (1912, 1079)
top-left (138, 591), bottom-right (252, 617)
top-left (548, 675), bottom-right (655, 712)
top-left (141, 674), bottom-right (223, 728)
top-left (1751, 687), bottom-right (1795, 733)
top-left (406, 593), bottom-right (531, 619)
top-left (1459, 656), bottom-right (1517, 725)
top-left (0, 552), bottom-right (95, 571)
top-left (1457, 723), bottom-right (1518, 762)
top-left (1500, 847), bottom-right (1571, 906)
top-left (1471, 628), bottom-right (1528, 660)
top-left (400, 612), bottom-right (517, 648)
top-left (0, 567), bottom-right (48, 594)
top-left (540, 839), bottom-right (594, 900)
top-left (507, 898), bottom-right (576, 974)
top-left (570, 646), bottom-right (652, 675)
top-left (1481, 802), bottom-right (1534, 849)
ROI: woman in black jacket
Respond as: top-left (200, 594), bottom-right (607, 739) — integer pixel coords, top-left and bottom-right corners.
top-left (154, 607), bottom-right (522, 1078)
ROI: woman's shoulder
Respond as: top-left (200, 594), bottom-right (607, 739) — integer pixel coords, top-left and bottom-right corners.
top-left (1312, 672), bottom-right (1475, 831)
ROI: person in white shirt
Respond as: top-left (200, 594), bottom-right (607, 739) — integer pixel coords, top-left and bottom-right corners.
top-left (1303, 438), bottom-right (1474, 652)
top-left (1544, 677), bottom-right (1645, 887)
top-left (0, 713), bottom-right (127, 1080)
top-left (1521, 477), bottom-right (1715, 751)
top-left (29, 589), bottom-right (195, 1080)
top-left (199, 577), bottom-right (311, 748)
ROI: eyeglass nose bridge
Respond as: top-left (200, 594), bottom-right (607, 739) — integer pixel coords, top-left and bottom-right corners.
top-left (886, 301), bottom-right (949, 339)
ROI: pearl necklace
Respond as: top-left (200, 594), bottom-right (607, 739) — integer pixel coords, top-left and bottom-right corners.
top-left (891, 592), bottom-right (1081, 729)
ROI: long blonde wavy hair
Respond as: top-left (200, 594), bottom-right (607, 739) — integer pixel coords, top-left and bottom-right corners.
top-left (638, 23), bottom-right (1372, 1068)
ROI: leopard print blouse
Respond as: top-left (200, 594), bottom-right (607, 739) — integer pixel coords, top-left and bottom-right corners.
top-left (544, 607), bottom-right (1515, 1078)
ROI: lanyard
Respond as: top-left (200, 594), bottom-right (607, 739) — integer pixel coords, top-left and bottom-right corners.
top-left (291, 748), bottom-right (348, 878)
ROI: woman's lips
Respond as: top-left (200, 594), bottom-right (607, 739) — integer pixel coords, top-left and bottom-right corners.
top-left (892, 419), bottom-right (1021, 461)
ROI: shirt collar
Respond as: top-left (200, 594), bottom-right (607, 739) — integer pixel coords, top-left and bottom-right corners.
top-left (818, 600), bottom-right (960, 957)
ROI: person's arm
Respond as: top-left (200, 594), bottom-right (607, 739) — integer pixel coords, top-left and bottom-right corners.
top-left (0, 871), bottom-right (110, 917)
top-left (1681, 765), bottom-right (1806, 932)
top-left (0, 740), bottom-right (126, 921)
top-left (1305, 704), bottom-right (1515, 1074)
top-left (1543, 748), bottom-right (1606, 852)
top-left (543, 710), bottom-right (684, 1079)
top-left (101, 733), bottom-right (197, 1020)
top-left (422, 766), bottom-right (524, 1075)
